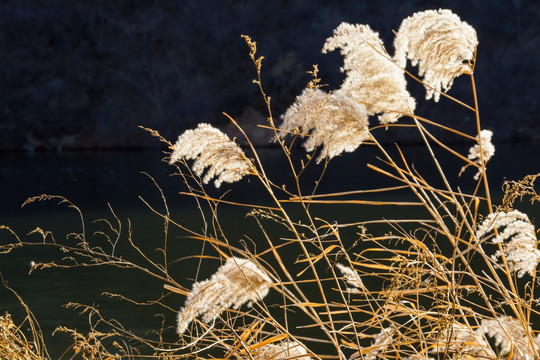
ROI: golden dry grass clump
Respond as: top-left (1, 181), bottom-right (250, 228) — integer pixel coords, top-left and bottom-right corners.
top-left (0, 313), bottom-right (45, 360)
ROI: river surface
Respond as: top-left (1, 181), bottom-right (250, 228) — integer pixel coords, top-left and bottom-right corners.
top-left (1, 143), bottom-right (539, 357)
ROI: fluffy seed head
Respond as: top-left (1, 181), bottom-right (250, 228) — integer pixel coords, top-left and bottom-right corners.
top-left (481, 316), bottom-right (540, 359)
top-left (247, 340), bottom-right (311, 360)
top-left (169, 123), bottom-right (253, 188)
top-left (467, 129), bottom-right (495, 180)
top-left (279, 88), bottom-right (370, 163)
top-left (394, 9), bottom-right (478, 101)
top-left (336, 263), bottom-right (365, 292)
top-left (435, 321), bottom-right (494, 358)
top-left (177, 257), bottom-right (272, 334)
top-left (323, 23), bottom-right (416, 124)
top-left (476, 210), bottom-right (540, 277)
top-left (364, 327), bottom-right (395, 360)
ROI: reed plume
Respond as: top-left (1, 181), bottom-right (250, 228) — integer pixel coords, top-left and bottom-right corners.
top-left (323, 23), bottom-right (416, 124)
top-left (336, 263), bottom-right (365, 292)
top-left (247, 340), bottom-right (311, 360)
top-left (177, 257), bottom-right (272, 334)
top-left (279, 88), bottom-right (369, 163)
top-left (435, 321), bottom-right (493, 358)
top-left (0, 313), bottom-right (45, 360)
top-left (169, 123), bottom-right (254, 188)
top-left (481, 316), bottom-right (540, 359)
top-left (394, 9), bottom-right (478, 101)
top-left (467, 129), bottom-right (495, 180)
top-left (476, 210), bottom-right (540, 277)
top-left (364, 327), bottom-right (395, 360)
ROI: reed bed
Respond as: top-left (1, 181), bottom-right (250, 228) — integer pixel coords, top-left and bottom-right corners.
top-left (2, 8), bottom-right (540, 360)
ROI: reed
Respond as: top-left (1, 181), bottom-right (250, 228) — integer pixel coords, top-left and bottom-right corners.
top-left (2, 8), bottom-right (539, 360)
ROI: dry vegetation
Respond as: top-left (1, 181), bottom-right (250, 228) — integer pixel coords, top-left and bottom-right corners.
top-left (2, 9), bottom-right (540, 360)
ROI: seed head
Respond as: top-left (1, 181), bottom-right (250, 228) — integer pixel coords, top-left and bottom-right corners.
top-left (279, 88), bottom-right (370, 163)
top-left (394, 9), bottom-right (478, 101)
top-left (169, 123), bottom-right (253, 188)
top-left (323, 23), bottom-right (416, 124)
top-left (177, 257), bottom-right (272, 334)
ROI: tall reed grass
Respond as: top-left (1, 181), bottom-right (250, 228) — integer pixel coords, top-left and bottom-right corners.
top-left (2, 8), bottom-right (540, 360)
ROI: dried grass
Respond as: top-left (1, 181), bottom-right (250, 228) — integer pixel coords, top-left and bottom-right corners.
top-left (1, 8), bottom-right (539, 360)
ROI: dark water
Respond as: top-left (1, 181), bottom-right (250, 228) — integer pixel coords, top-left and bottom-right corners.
top-left (1, 143), bottom-right (539, 357)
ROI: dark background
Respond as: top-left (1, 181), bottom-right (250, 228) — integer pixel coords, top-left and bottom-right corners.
top-left (1, 0), bottom-right (538, 151)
